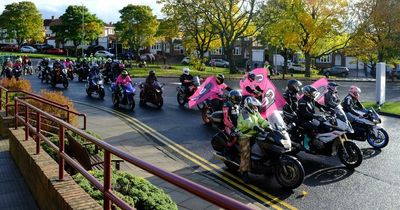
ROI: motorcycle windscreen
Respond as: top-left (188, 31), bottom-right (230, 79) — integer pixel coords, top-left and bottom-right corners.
top-left (124, 83), bottom-right (135, 93)
top-left (193, 76), bottom-right (201, 86)
top-left (267, 111), bottom-right (287, 131)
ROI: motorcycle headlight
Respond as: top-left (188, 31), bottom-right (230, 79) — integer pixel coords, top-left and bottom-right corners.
top-left (62, 69), bottom-right (67, 74)
top-left (98, 80), bottom-right (103, 85)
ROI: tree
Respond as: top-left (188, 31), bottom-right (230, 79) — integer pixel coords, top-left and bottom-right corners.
top-left (200, 0), bottom-right (260, 73)
top-left (350, 0), bottom-right (400, 63)
top-left (159, 0), bottom-right (220, 66)
top-left (51, 5), bottom-right (103, 56)
top-left (156, 18), bottom-right (179, 56)
top-left (0, 1), bottom-right (44, 46)
top-left (115, 5), bottom-right (159, 59)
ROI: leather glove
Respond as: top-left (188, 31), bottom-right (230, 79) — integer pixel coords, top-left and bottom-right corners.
top-left (253, 126), bottom-right (264, 133)
top-left (264, 126), bottom-right (272, 132)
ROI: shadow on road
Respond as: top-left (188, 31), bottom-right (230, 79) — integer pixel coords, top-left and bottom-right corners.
top-left (303, 166), bottom-right (355, 186)
top-left (361, 148), bottom-right (381, 160)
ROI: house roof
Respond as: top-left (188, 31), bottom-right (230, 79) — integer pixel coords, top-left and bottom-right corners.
top-left (44, 18), bottom-right (62, 27)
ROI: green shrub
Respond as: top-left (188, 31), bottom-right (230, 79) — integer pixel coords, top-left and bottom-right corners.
top-left (73, 170), bottom-right (178, 210)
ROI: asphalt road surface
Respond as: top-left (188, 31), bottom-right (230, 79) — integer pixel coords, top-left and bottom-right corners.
top-left (24, 74), bottom-right (400, 210)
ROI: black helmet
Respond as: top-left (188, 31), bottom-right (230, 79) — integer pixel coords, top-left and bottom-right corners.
top-left (228, 90), bottom-right (242, 105)
top-left (149, 70), bottom-right (155, 76)
top-left (327, 82), bottom-right (339, 92)
top-left (216, 73), bottom-right (224, 84)
top-left (302, 85), bottom-right (318, 100)
top-left (287, 79), bottom-right (302, 93)
top-left (248, 72), bottom-right (256, 81)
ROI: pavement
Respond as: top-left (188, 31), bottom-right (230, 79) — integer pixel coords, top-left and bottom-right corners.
top-left (0, 137), bottom-right (38, 210)
top-left (74, 103), bottom-right (266, 210)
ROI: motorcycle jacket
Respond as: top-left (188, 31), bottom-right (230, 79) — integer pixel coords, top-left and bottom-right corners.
top-left (179, 74), bottom-right (193, 87)
top-left (237, 109), bottom-right (269, 139)
top-left (342, 94), bottom-right (364, 116)
top-left (297, 96), bottom-right (326, 122)
top-left (116, 75), bottom-right (132, 86)
top-left (324, 90), bottom-right (340, 109)
top-left (53, 62), bottom-right (64, 70)
top-left (283, 90), bottom-right (299, 113)
top-left (145, 75), bottom-right (158, 85)
top-left (223, 101), bottom-right (240, 131)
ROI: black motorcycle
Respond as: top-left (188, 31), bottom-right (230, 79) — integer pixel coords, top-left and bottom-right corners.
top-left (176, 76), bottom-right (201, 106)
top-left (86, 73), bottom-right (105, 99)
top-left (77, 65), bottom-right (89, 82)
top-left (12, 67), bottom-right (22, 80)
top-left (346, 107), bottom-right (389, 149)
top-left (212, 112), bottom-right (305, 189)
top-left (51, 68), bottom-right (69, 88)
top-left (139, 81), bottom-right (164, 109)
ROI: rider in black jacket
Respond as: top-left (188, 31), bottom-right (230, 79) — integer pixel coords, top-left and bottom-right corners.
top-left (179, 68), bottom-right (194, 96)
top-left (283, 79), bottom-right (302, 113)
top-left (342, 85), bottom-right (364, 122)
top-left (324, 82), bottom-right (340, 110)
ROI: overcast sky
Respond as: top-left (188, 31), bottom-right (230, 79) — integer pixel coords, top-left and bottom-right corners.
top-left (0, 0), bottom-right (163, 23)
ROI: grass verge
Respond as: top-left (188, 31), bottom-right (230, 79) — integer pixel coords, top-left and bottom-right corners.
top-left (363, 101), bottom-right (400, 115)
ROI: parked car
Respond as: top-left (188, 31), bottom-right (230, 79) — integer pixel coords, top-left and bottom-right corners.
top-left (20, 46), bottom-right (37, 53)
top-left (181, 57), bottom-right (191, 65)
top-left (1, 44), bottom-right (19, 52)
top-left (323, 66), bottom-right (349, 77)
top-left (43, 48), bottom-right (64, 55)
top-left (288, 63), bottom-right (305, 73)
top-left (94, 50), bottom-right (115, 58)
top-left (86, 45), bottom-right (105, 56)
top-left (33, 44), bottom-right (54, 52)
top-left (209, 59), bottom-right (230, 67)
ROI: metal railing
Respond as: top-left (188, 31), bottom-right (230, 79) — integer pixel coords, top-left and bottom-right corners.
top-left (14, 98), bottom-right (253, 210)
top-left (0, 86), bottom-right (86, 130)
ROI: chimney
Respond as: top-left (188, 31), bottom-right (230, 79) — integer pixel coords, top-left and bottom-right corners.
top-left (109, 22), bottom-right (112, 25)
top-left (51, 16), bottom-right (54, 20)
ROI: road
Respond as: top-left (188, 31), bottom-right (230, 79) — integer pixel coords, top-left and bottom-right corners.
top-left (24, 74), bottom-right (400, 210)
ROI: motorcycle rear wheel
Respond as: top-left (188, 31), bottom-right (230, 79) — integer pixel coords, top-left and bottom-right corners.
top-left (63, 79), bottom-right (69, 88)
top-left (367, 128), bottom-right (389, 149)
top-left (275, 155), bottom-right (305, 189)
top-left (202, 107), bottom-right (212, 124)
top-left (338, 141), bottom-right (362, 168)
top-left (128, 95), bottom-right (135, 111)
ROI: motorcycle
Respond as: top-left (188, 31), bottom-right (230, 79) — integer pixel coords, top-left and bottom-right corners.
top-left (212, 111), bottom-right (305, 189)
top-left (176, 76), bottom-right (201, 106)
top-left (284, 109), bottom-right (363, 169)
top-left (51, 68), bottom-right (69, 88)
top-left (12, 67), bottom-right (22, 81)
top-left (139, 81), bottom-right (164, 109)
top-left (66, 67), bottom-right (74, 80)
top-left (111, 82), bottom-right (136, 111)
top-left (77, 65), bottom-right (89, 82)
top-left (40, 66), bottom-right (52, 84)
top-left (346, 108), bottom-right (389, 149)
top-left (86, 73), bottom-right (105, 99)
top-left (23, 64), bottom-right (33, 75)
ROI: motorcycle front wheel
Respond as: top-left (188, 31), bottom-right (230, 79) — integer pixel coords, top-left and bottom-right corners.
top-left (63, 79), bottom-right (69, 88)
top-left (367, 128), bottom-right (389, 149)
top-left (176, 92), bottom-right (186, 106)
top-left (156, 97), bottom-right (163, 109)
top-left (128, 94), bottom-right (135, 111)
top-left (202, 106), bottom-right (212, 124)
top-left (275, 155), bottom-right (305, 189)
top-left (112, 93), bottom-right (119, 108)
top-left (99, 88), bottom-right (105, 100)
top-left (338, 141), bottom-right (362, 168)
top-left (197, 102), bottom-right (205, 110)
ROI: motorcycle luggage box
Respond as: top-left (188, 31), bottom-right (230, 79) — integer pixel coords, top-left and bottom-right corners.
top-left (211, 111), bottom-right (223, 123)
top-left (211, 131), bottom-right (228, 152)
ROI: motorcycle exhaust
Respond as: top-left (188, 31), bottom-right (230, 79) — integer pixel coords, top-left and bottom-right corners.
top-left (213, 153), bottom-right (240, 168)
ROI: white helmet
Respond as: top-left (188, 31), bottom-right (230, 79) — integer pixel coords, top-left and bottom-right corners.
top-left (244, 97), bottom-right (261, 114)
top-left (183, 67), bottom-right (190, 75)
top-left (349, 85), bottom-right (361, 100)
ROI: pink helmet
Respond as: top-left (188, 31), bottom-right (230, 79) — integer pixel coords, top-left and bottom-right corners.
top-left (349, 85), bottom-right (361, 99)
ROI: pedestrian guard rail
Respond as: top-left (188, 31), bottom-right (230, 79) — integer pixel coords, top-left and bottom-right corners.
top-left (13, 97), bottom-right (253, 210)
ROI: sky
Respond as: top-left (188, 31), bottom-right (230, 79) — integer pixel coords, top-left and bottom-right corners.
top-left (0, 0), bottom-right (164, 23)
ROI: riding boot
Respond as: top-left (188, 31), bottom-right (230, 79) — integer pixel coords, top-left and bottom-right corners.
top-left (242, 171), bottom-right (250, 184)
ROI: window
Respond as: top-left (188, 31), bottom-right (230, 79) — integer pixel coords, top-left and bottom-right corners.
top-left (174, 44), bottom-right (182, 50)
top-left (318, 55), bottom-right (331, 63)
top-left (211, 48), bottom-right (223, 55)
top-left (233, 47), bottom-right (241, 55)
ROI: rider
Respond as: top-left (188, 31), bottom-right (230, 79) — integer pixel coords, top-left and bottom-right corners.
top-left (241, 72), bottom-right (263, 101)
top-left (223, 90), bottom-right (242, 137)
top-left (342, 85), bottom-right (365, 123)
top-left (63, 58), bottom-right (73, 70)
top-left (209, 74), bottom-right (232, 111)
top-left (13, 58), bottom-right (23, 80)
top-left (116, 70), bottom-right (132, 98)
top-left (283, 79), bottom-right (302, 114)
top-left (237, 97), bottom-right (270, 183)
top-left (1, 58), bottom-right (13, 79)
top-left (297, 85), bottom-right (328, 150)
top-left (324, 82), bottom-right (340, 110)
top-left (142, 70), bottom-right (158, 97)
top-left (179, 67), bottom-right (194, 96)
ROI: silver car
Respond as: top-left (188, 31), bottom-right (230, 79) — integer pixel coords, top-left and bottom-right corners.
top-left (209, 59), bottom-right (230, 67)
